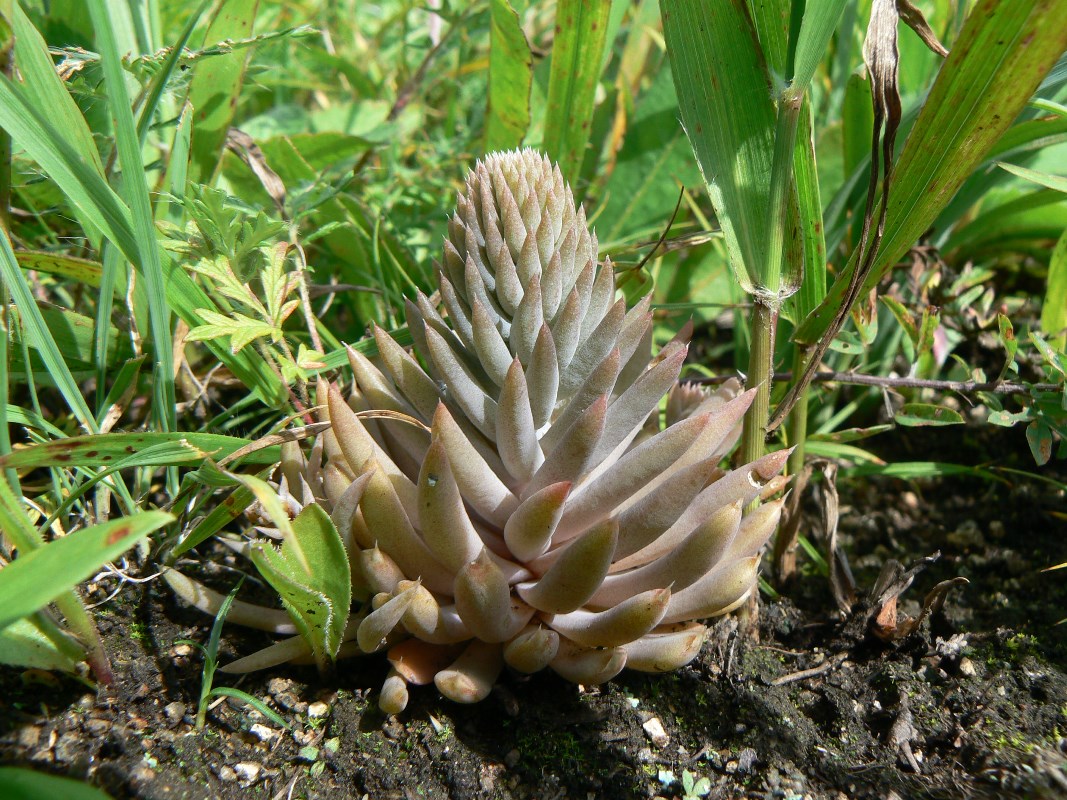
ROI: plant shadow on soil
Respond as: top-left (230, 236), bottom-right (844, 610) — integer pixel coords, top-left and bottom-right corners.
top-left (2, 426), bottom-right (1067, 799)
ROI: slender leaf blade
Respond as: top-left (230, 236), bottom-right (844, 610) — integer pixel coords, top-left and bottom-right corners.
top-left (543, 0), bottom-right (612, 184)
top-left (487, 0), bottom-right (532, 151)
top-left (662, 0), bottom-right (776, 293)
top-left (0, 511), bottom-right (172, 632)
top-left (796, 0), bottom-right (1067, 344)
top-left (1044, 229), bottom-right (1067, 349)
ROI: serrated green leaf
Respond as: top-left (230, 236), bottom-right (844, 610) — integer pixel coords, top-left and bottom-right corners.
top-left (250, 504), bottom-right (351, 672)
top-left (187, 309), bottom-right (277, 354)
top-left (895, 403), bottom-right (965, 427)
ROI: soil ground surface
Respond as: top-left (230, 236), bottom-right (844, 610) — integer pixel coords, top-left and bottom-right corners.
top-left (2, 426), bottom-right (1067, 800)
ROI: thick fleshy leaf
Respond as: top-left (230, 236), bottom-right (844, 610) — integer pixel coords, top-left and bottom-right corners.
top-left (454, 551), bottom-right (535, 643)
top-left (549, 638), bottom-right (626, 685)
top-left (622, 623), bottom-right (707, 672)
top-left (434, 640), bottom-right (504, 704)
top-left (503, 625), bottom-right (560, 673)
top-left (546, 588), bottom-right (670, 648)
top-left (518, 520), bottom-right (617, 613)
top-left (418, 439), bottom-right (484, 571)
top-left (590, 501), bottom-right (743, 607)
top-left (503, 481), bottom-right (571, 562)
top-left (662, 556), bottom-right (760, 624)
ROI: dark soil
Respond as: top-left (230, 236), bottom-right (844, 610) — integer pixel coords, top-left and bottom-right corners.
top-left (2, 427), bottom-right (1067, 800)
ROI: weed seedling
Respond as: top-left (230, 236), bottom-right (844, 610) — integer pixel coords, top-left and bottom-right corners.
top-left (176, 579), bottom-right (290, 731)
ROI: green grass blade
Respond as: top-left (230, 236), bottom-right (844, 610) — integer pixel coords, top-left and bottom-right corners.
top-left (0, 432), bottom-right (282, 470)
top-left (998, 162), bottom-right (1067, 193)
top-left (0, 510), bottom-right (172, 632)
top-left (789, 0), bottom-right (849, 95)
top-left (1045, 229), bottom-right (1067, 349)
top-left (0, 75), bottom-right (139, 262)
top-left (136, 0), bottom-right (210, 145)
top-left (185, 0), bottom-right (260, 185)
top-left (486, 0), bottom-right (532, 151)
top-left (0, 230), bottom-right (97, 432)
top-left (10, 6), bottom-right (105, 176)
top-left (662, 0), bottom-right (776, 294)
top-left (795, 0), bottom-right (1067, 345)
top-left (543, 0), bottom-right (613, 185)
top-left (14, 251), bottom-right (103, 287)
top-left (790, 99), bottom-right (826, 322)
top-left (88, 0), bottom-right (175, 433)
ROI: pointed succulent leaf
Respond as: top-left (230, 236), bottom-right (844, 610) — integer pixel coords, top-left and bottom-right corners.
top-left (357, 585), bottom-right (418, 653)
top-left (434, 640), bottom-right (504, 704)
top-left (454, 550), bottom-right (535, 643)
top-left (417, 439), bottom-right (484, 571)
top-left (518, 519), bottom-right (618, 613)
top-left (549, 638), bottom-right (626, 685)
top-left (622, 623), bottom-right (707, 672)
top-left (504, 625), bottom-right (560, 673)
top-left (546, 588), bottom-right (670, 648)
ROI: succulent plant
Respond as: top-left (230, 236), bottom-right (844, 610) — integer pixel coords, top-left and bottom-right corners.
top-left (168, 150), bottom-right (787, 714)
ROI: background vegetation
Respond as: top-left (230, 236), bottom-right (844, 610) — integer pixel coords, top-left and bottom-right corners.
top-left (0, 0), bottom-right (1065, 794)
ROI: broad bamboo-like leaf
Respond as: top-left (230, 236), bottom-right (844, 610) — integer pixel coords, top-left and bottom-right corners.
top-left (662, 0), bottom-right (776, 295)
top-left (1044, 229), bottom-right (1067, 349)
top-left (250, 504), bottom-right (351, 671)
top-left (795, 0), bottom-right (1067, 344)
top-left (185, 0), bottom-right (260, 184)
top-left (487, 0), bottom-right (532, 151)
top-left (543, 0), bottom-right (613, 184)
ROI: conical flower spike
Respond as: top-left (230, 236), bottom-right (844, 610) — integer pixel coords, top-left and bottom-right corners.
top-left (175, 150), bottom-right (789, 714)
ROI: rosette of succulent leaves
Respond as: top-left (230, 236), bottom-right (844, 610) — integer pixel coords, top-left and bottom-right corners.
top-left (168, 150), bottom-right (789, 715)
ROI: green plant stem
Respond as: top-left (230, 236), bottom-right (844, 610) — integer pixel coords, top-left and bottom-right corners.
top-left (773, 344), bottom-right (814, 583)
top-left (759, 90), bottom-right (804, 291)
top-left (740, 300), bottom-right (775, 478)
top-left (50, 589), bottom-right (115, 683)
top-left (786, 346), bottom-right (814, 476)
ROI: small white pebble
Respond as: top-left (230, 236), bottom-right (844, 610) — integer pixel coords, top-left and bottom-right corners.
top-left (249, 724), bottom-right (278, 743)
top-left (959, 657), bottom-right (976, 677)
top-left (307, 701), bottom-right (330, 719)
top-left (218, 766), bottom-right (237, 782)
top-left (234, 762), bottom-right (261, 783)
top-left (642, 717), bottom-right (669, 748)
